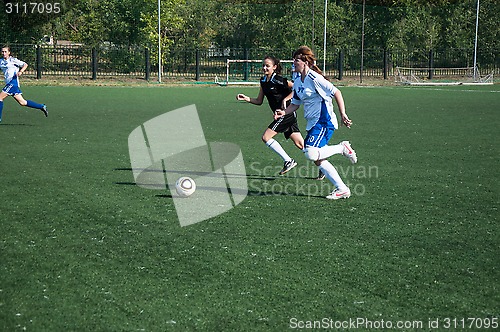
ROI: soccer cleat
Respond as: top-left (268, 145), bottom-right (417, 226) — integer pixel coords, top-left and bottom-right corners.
top-left (41, 105), bottom-right (48, 117)
top-left (326, 187), bottom-right (351, 200)
top-left (341, 141), bottom-right (357, 164)
top-left (279, 159), bottom-right (297, 175)
top-left (315, 170), bottom-right (326, 180)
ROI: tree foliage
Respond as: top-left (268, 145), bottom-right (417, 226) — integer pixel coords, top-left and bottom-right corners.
top-left (1, 0), bottom-right (498, 54)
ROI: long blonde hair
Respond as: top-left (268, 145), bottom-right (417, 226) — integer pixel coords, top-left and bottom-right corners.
top-left (293, 46), bottom-right (324, 77)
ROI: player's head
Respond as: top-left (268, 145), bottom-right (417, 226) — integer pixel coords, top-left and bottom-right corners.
top-left (293, 46), bottom-right (323, 76)
top-left (1, 46), bottom-right (11, 59)
top-left (263, 56), bottom-right (282, 75)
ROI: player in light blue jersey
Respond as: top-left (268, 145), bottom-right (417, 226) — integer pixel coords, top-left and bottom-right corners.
top-left (275, 46), bottom-right (357, 200)
top-left (292, 62), bottom-right (324, 181)
top-left (0, 46), bottom-right (48, 123)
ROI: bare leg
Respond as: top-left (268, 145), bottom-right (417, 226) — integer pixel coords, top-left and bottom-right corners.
top-left (289, 132), bottom-right (304, 150)
top-left (13, 93), bottom-right (47, 117)
top-left (262, 127), bottom-right (278, 143)
top-left (13, 93), bottom-right (28, 106)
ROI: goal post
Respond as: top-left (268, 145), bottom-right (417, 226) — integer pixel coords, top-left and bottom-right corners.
top-left (219, 59), bottom-right (294, 85)
top-left (395, 66), bottom-right (493, 86)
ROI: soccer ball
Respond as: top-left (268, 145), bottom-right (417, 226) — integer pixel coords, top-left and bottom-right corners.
top-left (175, 176), bottom-right (196, 197)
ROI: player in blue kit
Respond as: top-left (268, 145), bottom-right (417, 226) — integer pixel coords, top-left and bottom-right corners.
top-left (237, 56), bottom-right (304, 175)
top-left (0, 46), bottom-right (48, 123)
top-left (275, 46), bottom-right (357, 200)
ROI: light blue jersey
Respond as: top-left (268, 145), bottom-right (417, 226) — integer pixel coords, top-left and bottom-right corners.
top-left (0, 55), bottom-right (47, 122)
top-left (0, 56), bottom-right (25, 85)
top-left (291, 69), bottom-right (339, 131)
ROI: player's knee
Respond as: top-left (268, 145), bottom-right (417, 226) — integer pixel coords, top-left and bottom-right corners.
top-left (303, 147), bottom-right (320, 161)
top-left (262, 132), bottom-right (275, 144)
top-left (291, 135), bottom-right (304, 149)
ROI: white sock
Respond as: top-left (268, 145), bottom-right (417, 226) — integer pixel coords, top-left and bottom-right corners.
top-left (318, 143), bottom-right (343, 160)
top-left (266, 139), bottom-right (291, 162)
top-left (318, 160), bottom-right (348, 190)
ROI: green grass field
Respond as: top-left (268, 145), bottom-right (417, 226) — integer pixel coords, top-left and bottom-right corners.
top-left (1, 83), bottom-right (499, 331)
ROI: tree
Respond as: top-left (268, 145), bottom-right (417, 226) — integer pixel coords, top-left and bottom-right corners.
top-left (0, 0), bottom-right (497, 63)
top-left (1, 0), bottom-right (74, 43)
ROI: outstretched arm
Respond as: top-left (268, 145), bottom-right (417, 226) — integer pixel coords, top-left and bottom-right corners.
top-left (236, 86), bottom-right (265, 106)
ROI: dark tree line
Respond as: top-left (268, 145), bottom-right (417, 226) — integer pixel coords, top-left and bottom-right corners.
top-left (1, 0), bottom-right (498, 56)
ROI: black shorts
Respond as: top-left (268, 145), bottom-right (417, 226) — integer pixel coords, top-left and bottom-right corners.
top-left (268, 112), bottom-right (301, 139)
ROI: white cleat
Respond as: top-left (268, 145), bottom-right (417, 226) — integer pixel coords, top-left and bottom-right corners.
top-left (341, 141), bottom-right (357, 164)
top-left (326, 187), bottom-right (351, 200)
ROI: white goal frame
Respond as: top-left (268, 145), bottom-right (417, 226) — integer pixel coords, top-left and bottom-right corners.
top-left (395, 66), bottom-right (493, 86)
top-left (217, 59), bottom-right (294, 86)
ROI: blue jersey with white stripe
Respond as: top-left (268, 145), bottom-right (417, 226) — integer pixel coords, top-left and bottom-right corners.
top-left (0, 56), bottom-right (26, 85)
top-left (291, 69), bottom-right (339, 131)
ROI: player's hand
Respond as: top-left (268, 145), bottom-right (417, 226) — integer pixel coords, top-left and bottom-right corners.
top-left (236, 94), bottom-right (248, 102)
top-left (341, 114), bottom-right (352, 128)
top-left (274, 110), bottom-right (285, 120)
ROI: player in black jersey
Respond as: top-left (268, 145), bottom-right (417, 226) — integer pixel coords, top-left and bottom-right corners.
top-left (236, 56), bottom-right (303, 175)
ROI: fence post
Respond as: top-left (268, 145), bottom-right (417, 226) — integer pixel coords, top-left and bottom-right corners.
top-left (243, 48), bottom-right (249, 81)
top-left (383, 49), bottom-right (388, 80)
top-left (195, 49), bottom-right (200, 81)
top-left (92, 47), bottom-right (97, 80)
top-left (428, 49), bottom-right (434, 80)
top-left (338, 50), bottom-right (344, 80)
top-left (36, 45), bottom-right (42, 79)
top-left (145, 48), bottom-right (150, 81)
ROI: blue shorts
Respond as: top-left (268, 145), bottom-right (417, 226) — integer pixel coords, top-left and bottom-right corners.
top-left (2, 76), bottom-right (22, 95)
top-left (2, 83), bottom-right (22, 95)
top-left (304, 123), bottom-right (335, 148)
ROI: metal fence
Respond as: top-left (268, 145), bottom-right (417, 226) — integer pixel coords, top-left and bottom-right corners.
top-left (3, 43), bottom-right (499, 82)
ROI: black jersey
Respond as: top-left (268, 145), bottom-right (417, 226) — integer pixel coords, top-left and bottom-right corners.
top-left (260, 73), bottom-right (292, 112)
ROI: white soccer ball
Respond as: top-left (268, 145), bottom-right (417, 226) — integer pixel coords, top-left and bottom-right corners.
top-left (175, 176), bottom-right (196, 197)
